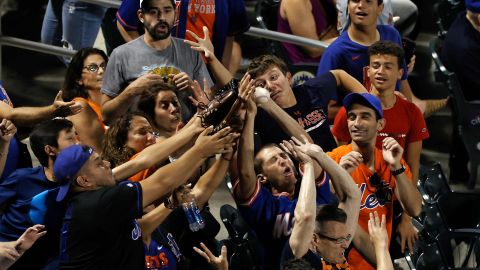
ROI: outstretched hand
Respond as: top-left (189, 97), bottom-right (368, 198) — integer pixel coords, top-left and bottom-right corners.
top-left (185, 26), bottom-right (215, 62)
top-left (189, 79), bottom-right (211, 111)
top-left (52, 91), bottom-right (83, 117)
top-left (368, 212), bottom-right (388, 249)
top-left (194, 126), bottom-right (239, 158)
top-left (280, 139), bottom-right (312, 164)
top-left (193, 242), bottom-right (228, 270)
top-left (16, 224), bottom-right (46, 253)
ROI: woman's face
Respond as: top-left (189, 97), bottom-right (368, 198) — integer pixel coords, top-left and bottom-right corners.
top-left (154, 90), bottom-right (182, 134)
top-left (78, 53), bottom-right (106, 91)
top-left (126, 116), bottom-right (157, 153)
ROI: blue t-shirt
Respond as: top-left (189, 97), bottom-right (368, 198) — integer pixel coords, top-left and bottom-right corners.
top-left (0, 84), bottom-right (21, 180)
top-left (317, 25), bottom-right (407, 102)
top-left (255, 72), bottom-right (338, 152)
top-left (236, 174), bottom-right (334, 270)
top-left (0, 166), bottom-right (57, 241)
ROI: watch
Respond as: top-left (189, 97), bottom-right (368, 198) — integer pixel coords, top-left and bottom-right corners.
top-left (391, 165), bottom-right (406, 176)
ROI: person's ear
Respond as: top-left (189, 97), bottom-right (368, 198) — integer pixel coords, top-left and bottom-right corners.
top-left (257, 174), bottom-right (267, 185)
top-left (44, 145), bottom-right (58, 158)
top-left (377, 118), bottom-right (386, 131)
top-left (286, 72), bottom-right (292, 85)
top-left (75, 175), bottom-right (90, 188)
top-left (137, 9), bottom-right (145, 23)
top-left (398, 67), bottom-right (404, 80)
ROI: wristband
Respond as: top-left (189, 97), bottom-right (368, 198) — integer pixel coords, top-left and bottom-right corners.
top-left (391, 165), bottom-right (406, 176)
top-left (163, 197), bottom-right (176, 210)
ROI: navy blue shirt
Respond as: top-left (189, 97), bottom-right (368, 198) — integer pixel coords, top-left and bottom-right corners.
top-left (0, 166), bottom-right (57, 241)
top-left (255, 72), bottom-right (338, 152)
top-left (441, 11), bottom-right (480, 101)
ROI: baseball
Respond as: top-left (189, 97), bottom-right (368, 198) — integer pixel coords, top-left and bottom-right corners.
top-left (254, 87), bottom-right (270, 104)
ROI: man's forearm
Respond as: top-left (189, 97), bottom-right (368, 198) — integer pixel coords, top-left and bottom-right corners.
top-left (236, 112), bottom-right (257, 201)
top-left (394, 171), bottom-right (422, 217)
top-left (7, 106), bottom-right (55, 127)
top-left (260, 100), bottom-right (312, 143)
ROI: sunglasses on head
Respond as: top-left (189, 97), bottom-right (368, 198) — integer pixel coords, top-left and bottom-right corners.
top-left (369, 173), bottom-right (392, 204)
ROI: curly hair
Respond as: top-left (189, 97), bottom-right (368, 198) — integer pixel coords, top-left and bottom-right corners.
top-left (137, 82), bottom-right (181, 130)
top-left (62, 47), bottom-right (108, 102)
top-left (102, 112), bottom-right (151, 168)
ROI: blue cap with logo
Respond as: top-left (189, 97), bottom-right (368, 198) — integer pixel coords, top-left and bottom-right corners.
top-left (53, 144), bottom-right (93, 202)
top-left (466, 0), bottom-right (480, 13)
top-left (343, 92), bottom-right (384, 118)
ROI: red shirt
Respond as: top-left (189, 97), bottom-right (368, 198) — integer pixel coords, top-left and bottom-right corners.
top-left (332, 96), bottom-right (429, 152)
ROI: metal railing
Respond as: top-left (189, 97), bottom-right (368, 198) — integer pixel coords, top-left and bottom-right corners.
top-left (0, 0), bottom-right (328, 78)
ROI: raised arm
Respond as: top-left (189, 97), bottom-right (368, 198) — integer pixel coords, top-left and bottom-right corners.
top-left (235, 75), bottom-right (258, 202)
top-left (140, 127), bottom-right (237, 207)
top-left (112, 116), bottom-right (204, 181)
top-left (382, 137), bottom-right (422, 217)
top-left (296, 137), bottom-right (360, 240)
top-left (0, 91), bottom-right (82, 127)
top-left (368, 212), bottom-right (394, 270)
top-left (329, 69), bottom-right (368, 93)
top-left (281, 142), bottom-right (316, 258)
top-left (185, 27), bottom-right (233, 90)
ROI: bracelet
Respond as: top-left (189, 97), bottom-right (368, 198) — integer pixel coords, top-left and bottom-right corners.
top-left (391, 165), bottom-right (406, 176)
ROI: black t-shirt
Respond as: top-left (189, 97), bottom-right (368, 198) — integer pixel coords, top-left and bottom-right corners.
top-left (281, 237), bottom-right (351, 270)
top-left (59, 181), bottom-right (144, 270)
top-left (255, 72), bottom-right (338, 152)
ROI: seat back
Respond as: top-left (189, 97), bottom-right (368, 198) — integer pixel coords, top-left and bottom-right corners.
top-left (433, 0), bottom-right (465, 39)
top-left (418, 163), bottom-right (451, 204)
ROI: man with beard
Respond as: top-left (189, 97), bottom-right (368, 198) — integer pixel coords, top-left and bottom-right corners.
top-left (101, 0), bottom-right (213, 123)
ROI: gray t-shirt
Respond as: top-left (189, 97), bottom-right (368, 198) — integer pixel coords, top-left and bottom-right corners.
top-left (102, 36), bottom-right (213, 120)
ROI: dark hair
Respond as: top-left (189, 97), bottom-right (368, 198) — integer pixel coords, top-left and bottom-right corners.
top-left (137, 82), bottom-right (180, 129)
top-left (253, 143), bottom-right (281, 175)
top-left (368, 40), bottom-right (404, 69)
top-left (283, 258), bottom-right (314, 270)
top-left (314, 205), bottom-right (347, 234)
top-left (102, 112), bottom-right (151, 167)
top-left (29, 119), bottom-right (74, 167)
top-left (62, 48), bottom-right (108, 101)
top-left (348, 0), bottom-right (383, 5)
top-left (141, 0), bottom-right (175, 11)
top-left (247, 55), bottom-right (289, 79)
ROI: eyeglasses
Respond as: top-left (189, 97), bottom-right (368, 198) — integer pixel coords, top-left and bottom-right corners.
top-left (83, 63), bottom-right (106, 73)
top-left (369, 173), bottom-right (392, 204)
top-left (317, 233), bottom-right (352, 245)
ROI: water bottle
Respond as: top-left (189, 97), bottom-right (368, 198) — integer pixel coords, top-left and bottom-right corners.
top-left (182, 201), bottom-right (199, 232)
top-left (190, 198), bottom-right (205, 230)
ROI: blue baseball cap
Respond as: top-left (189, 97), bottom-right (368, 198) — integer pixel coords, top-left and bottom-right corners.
top-left (466, 0), bottom-right (480, 13)
top-left (53, 144), bottom-right (93, 202)
top-left (343, 93), bottom-right (383, 118)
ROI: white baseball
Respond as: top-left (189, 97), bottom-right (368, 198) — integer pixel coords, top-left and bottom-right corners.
top-left (254, 87), bottom-right (270, 104)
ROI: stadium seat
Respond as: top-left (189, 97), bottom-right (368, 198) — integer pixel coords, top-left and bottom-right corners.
top-left (433, 0), bottom-right (465, 39)
top-left (430, 38), bottom-right (480, 189)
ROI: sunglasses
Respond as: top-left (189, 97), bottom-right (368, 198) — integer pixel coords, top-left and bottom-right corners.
top-left (317, 233), bottom-right (352, 245)
top-left (83, 63), bottom-right (107, 73)
top-left (369, 173), bottom-right (392, 204)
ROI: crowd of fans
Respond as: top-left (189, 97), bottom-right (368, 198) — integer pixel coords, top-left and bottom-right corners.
top-left (0, 0), bottom-right (478, 269)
